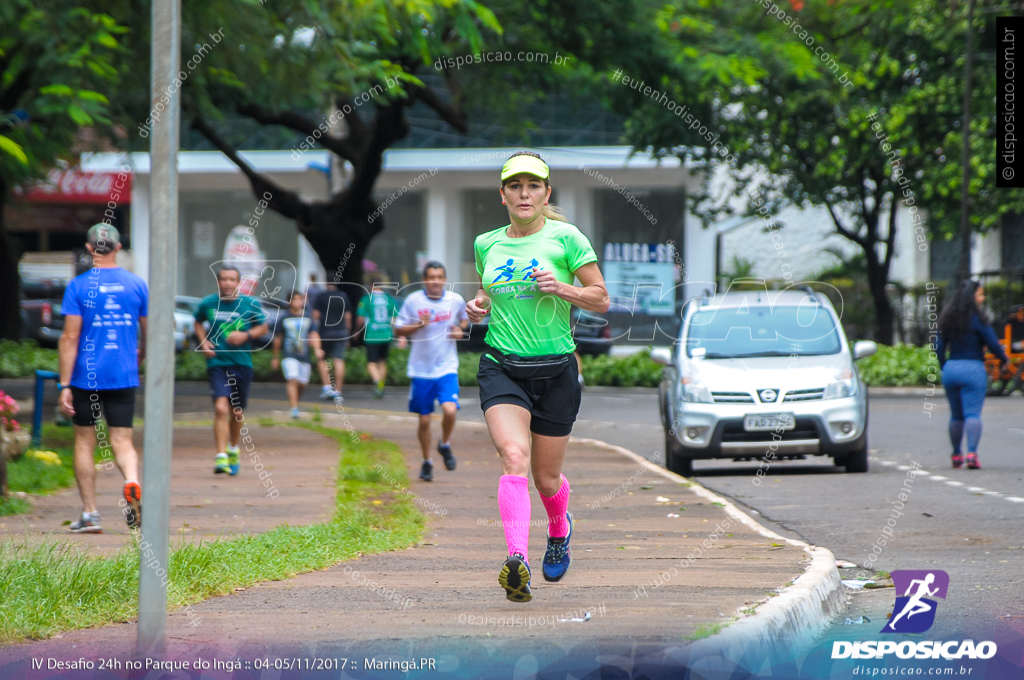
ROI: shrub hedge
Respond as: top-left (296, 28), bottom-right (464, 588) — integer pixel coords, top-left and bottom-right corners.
top-left (0, 340), bottom-right (944, 387)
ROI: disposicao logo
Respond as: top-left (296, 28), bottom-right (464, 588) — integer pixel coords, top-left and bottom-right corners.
top-left (831, 569), bottom-right (997, 661)
top-left (881, 569), bottom-right (948, 634)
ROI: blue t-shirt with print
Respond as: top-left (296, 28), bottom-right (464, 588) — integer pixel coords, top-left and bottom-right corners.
top-left (62, 267), bottom-right (149, 390)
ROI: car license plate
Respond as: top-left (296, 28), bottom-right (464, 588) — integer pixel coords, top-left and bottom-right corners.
top-left (743, 413), bottom-right (796, 431)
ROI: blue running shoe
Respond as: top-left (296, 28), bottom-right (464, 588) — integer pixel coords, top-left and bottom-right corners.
top-left (227, 446), bottom-right (240, 476)
top-left (542, 511), bottom-right (573, 582)
top-left (498, 553), bottom-right (532, 602)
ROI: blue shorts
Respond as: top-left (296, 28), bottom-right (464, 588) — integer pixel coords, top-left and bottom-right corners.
top-left (408, 374), bottom-right (460, 415)
top-left (208, 365), bottom-right (253, 410)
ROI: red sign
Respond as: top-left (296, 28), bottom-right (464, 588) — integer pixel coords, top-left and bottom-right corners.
top-left (16, 167), bottom-right (132, 205)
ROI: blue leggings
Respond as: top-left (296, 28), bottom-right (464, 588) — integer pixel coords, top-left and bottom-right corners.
top-left (941, 360), bottom-right (988, 454)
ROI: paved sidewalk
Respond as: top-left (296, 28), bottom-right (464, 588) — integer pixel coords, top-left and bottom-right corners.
top-left (0, 411), bottom-right (812, 665)
top-left (0, 425), bottom-right (337, 554)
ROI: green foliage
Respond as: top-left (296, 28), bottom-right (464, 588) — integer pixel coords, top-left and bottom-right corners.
top-left (688, 621), bottom-right (725, 640)
top-left (580, 349), bottom-right (663, 388)
top-left (0, 423), bottom-right (423, 643)
top-left (0, 1), bottom-right (125, 187)
top-left (0, 340), bottom-right (58, 378)
top-left (1, 341), bottom-right (671, 388)
top-left (858, 344), bottom-right (939, 387)
top-left (6, 425), bottom-right (79, 502)
top-left (0, 497), bottom-right (31, 516)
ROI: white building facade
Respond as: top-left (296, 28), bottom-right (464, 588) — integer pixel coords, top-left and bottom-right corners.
top-left (83, 147), bottom-right (717, 333)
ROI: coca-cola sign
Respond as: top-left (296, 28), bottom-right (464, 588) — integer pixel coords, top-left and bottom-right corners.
top-left (16, 166), bottom-right (132, 204)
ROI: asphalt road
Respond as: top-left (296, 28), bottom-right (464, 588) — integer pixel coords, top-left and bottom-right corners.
top-left (5, 377), bottom-right (1022, 643)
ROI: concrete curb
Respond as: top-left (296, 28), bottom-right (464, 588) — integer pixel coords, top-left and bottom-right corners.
top-left (572, 437), bottom-right (847, 656)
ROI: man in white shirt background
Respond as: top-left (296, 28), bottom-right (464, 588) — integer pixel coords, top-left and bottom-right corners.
top-left (393, 261), bottom-right (469, 481)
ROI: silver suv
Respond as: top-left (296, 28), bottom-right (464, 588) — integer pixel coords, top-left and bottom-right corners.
top-left (652, 288), bottom-right (876, 475)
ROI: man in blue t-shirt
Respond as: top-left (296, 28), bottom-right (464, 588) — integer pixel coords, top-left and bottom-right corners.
top-left (58, 224), bottom-right (148, 534)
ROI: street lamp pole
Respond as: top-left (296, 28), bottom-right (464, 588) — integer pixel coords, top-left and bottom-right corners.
top-left (138, 0), bottom-right (180, 657)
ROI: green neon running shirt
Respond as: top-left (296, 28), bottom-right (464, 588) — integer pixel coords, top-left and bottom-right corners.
top-left (474, 219), bottom-right (598, 356)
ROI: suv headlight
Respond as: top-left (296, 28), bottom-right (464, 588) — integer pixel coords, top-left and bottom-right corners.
top-left (823, 370), bottom-right (858, 399)
top-left (680, 375), bottom-right (713, 403)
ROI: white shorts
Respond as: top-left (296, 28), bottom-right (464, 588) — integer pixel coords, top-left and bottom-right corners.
top-left (282, 358), bottom-right (311, 384)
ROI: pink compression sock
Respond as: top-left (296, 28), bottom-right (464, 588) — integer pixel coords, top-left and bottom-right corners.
top-left (498, 475), bottom-right (532, 563)
top-left (540, 474), bottom-right (571, 538)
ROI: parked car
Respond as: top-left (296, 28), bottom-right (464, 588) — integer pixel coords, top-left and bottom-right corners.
top-left (20, 299), bottom-right (64, 347)
top-left (175, 296), bottom-right (201, 352)
top-left (652, 288), bottom-right (877, 476)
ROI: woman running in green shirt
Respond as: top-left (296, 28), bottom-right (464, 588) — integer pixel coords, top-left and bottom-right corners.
top-left (467, 151), bottom-right (609, 602)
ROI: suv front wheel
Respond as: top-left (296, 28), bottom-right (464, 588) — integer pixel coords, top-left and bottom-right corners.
top-left (665, 429), bottom-right (694, 477)
top-left (842, 443), bottom-right (869, 473)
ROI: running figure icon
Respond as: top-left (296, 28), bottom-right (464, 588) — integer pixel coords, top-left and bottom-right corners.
top-left (492, 259), bottom-right (517, 283)
top-left (887, 574), bottom-right (938, 629)
top-left (881, 570), bottom-right (949, 634)
top-left (521, 258), bottom-right (542, 280)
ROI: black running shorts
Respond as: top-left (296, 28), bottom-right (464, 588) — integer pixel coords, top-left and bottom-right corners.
top-left (477, 353), bottom-right (581, 437)
top-left (69, 386), bottom-right (137, 428)
top-left (366, 342), bottom-right (390, 363)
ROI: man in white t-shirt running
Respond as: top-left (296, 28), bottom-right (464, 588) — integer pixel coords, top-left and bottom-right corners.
top-left (393, 261), bottom-right (469, 481)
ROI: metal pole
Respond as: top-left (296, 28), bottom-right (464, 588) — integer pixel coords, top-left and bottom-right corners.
top-left (958, 0), bottom-right (976, 282)
top-left (138, 0), bottom-right (180, 657)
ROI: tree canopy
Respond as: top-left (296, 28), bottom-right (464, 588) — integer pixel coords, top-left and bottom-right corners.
top-left (0, 0), bottom-right (126, 339)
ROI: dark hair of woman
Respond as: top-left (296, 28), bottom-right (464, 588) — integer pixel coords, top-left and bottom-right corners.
top-left (937, 280), bottom-right (989, 340)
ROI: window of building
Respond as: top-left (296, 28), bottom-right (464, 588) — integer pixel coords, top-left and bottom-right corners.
top-left (364, 190), bottom-right (425, 287)
top-left (180, 191), bottom-right (299, 299)
top-left (1002, 212), bottom-right (1024, 269)
top-left (929, 236), bottom-right (963, 282)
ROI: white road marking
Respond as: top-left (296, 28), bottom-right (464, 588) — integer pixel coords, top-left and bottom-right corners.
top-left (874, 457), bottom-right (1018, 505)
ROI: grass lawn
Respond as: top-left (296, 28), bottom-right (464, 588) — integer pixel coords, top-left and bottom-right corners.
top-left (0, 422), bottom-right (424, 644)
top-left (1, 424), bottom-right (78, 517)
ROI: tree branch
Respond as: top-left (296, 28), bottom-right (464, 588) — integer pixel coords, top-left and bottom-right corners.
top-left (236, 103), bottom-right (359, 163)
top-left (345, 101), bottom-right (410, 207)
top-left (824, 198), bottom-right (867, 247)
top-left (883, 191), bottom-right (898, 271)
top-left (189, 112), bottom-right (311, 228)
top-left (0, 63), bottom-right (35, 111)
top-left (409, 81), bottom-right (468, 132)
top-left (336, 95), bottom-right (368, 145)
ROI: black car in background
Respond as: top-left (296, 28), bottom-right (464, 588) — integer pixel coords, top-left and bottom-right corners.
top-left (20, 299), bottom-right (65, 347)
top-left (456, 305), bottom-right (618, 355)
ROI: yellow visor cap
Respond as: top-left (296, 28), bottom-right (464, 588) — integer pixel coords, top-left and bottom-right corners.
top-left (500, 155), bottom-right (550, 181)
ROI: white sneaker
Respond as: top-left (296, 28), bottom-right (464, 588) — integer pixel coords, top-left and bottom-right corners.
top-left (319, 385), bottom-right (334, 400)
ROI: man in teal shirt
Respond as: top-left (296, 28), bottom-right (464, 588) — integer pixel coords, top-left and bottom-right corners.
top-left (356, 270), bottom-right (400, 398)
top-left (194, 266), bottom-right (269, 475)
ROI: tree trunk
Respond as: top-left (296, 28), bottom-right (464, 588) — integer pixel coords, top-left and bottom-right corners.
top-left (0, 177), bottom-right (23, 341)
top-left (865, 254), bottom-right (895, 345)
